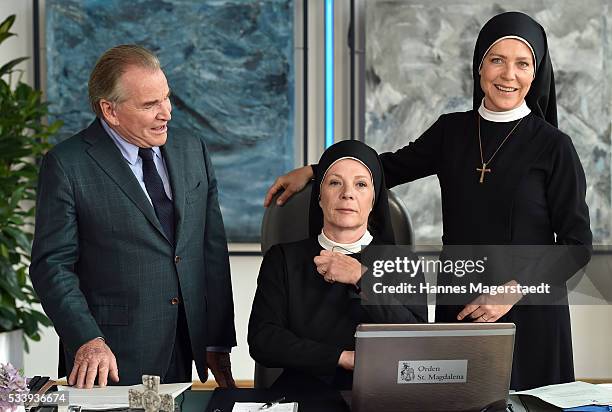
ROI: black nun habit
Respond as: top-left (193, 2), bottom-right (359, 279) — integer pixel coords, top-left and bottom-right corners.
top-left (249, 140), bottom-right (426, 390)
top-left (374, 11), bottom-right (592, 389)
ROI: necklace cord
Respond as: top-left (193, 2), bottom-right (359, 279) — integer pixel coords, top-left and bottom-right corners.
top-left (478, 115), bottom-right (524, 167)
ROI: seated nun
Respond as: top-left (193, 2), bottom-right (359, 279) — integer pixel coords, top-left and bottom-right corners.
top-left (248, 140), bottom-right (427, 390)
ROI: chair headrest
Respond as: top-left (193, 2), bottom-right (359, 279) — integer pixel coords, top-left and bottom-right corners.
top-left (261, 182), bottom-right (313, 254)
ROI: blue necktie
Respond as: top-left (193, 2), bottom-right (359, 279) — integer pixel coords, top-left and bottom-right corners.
top-left (138, 148), bottom-right (175, 245)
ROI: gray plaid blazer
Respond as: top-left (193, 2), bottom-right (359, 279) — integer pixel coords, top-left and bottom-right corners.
top-left (30, 119), bottom-right (236, 384)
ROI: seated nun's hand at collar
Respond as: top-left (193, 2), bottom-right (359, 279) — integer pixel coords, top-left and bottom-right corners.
top-left (314, 249), bottom-right (363, 285)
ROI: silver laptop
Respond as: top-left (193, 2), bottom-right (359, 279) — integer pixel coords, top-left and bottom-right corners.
top-left (352, 323), bottom-right (516, 412)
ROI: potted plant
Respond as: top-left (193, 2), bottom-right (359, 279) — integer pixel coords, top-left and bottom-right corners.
top-left (0, 14), bottom-right (61, 366)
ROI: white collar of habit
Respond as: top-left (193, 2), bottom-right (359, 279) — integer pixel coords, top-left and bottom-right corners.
top-left (478, 98), bottom-right (531, 122)
top-left (318, 229), bottom-right (373, 254)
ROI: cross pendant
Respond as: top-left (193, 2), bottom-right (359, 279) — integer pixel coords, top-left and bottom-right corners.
top-left (477, 163), bottom-right (491, 183)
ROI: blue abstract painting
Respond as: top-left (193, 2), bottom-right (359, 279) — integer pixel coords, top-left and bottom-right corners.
top-left (45, 0), bottom-right (294, 243)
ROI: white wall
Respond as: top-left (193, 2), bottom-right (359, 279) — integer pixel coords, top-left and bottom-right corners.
top-left (570, 305), bottom-right (612, 379)
top-left (0, 0), bottom-right (34, 86)
top-left (2, 1), bottom-right (611, 382)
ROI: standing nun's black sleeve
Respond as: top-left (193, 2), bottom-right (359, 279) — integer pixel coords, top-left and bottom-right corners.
top-left (378, 115), bottom-right (446, 188)
top-left (546, 134), bottom-right (592, 250)
top-left (312, 117), bottom-right (445, 190)
top-left (513, 133), bottom-right (592, 287)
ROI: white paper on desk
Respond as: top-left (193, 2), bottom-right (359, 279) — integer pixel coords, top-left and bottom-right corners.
top-left (513, 381), bottom-right (612, 408)
top-left (599, 384), bottom-right (612, 391)
top-left (232, 402), bottom-right (298, 412)
top-left (57, 382), bottom-right (191, 410)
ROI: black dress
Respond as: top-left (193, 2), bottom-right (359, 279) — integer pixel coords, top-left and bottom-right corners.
top-left (379, 110), bottom-right (592, 390)
top-left (248, 237), bottom-right (427, 389)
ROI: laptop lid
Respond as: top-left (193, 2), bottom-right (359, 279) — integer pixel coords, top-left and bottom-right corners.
top-left (352, 323), bottom-right (515, 412)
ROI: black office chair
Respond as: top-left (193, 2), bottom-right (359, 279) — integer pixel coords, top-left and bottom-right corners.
top-left (255, 181), bottom-right (414, 388)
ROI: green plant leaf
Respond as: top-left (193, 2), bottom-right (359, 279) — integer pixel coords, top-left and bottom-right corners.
top-left (29, 332), bottom-right (41, 342)
top-left (0, 57), bottom-right (29, 78)
top-left (8, 186), bottom-right (25, 211)
top-left (22, 335), bottom-right (30, 352)
top-left (0, 273), bottom-right (26, 300)
top-left (47, 120), bottom-right (64, 134)
top-left (0, 15), bottom-right (16, 34)
top-left (0, 306), bottom-right (18, 323)
top-left (0, 317), bottom-right (13, 331)
top-left (0, 32), bottom-right (15, 45)
top-left (3, 226), bottom-right (32, 252)
top-left (29, 310), bottom-right (52, 327)
top-left (0, 243), bottom-right (8, 258)
top-left (8, 216), bottom-right (24, 226)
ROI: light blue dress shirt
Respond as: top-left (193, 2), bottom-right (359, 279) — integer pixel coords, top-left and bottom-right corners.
top-left (100, 119), bottom-right (230, 354)
top-left (101, 119), bottom-right (173, 203)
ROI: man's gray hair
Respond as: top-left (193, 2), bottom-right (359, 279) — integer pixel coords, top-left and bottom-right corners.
top-left (88, 44), bottom-right (161, 118)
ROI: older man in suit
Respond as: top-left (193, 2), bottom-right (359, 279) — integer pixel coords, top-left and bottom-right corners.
top-left (30, 45), bottom-right (236, 388)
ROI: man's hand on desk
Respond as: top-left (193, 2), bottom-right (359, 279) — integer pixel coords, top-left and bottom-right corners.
top-left (206, 351), bottom-right (236, 388)
top-left (68, 338), bottom-right (119, 389)
top-left (338, 350), bottom-right (355, 371)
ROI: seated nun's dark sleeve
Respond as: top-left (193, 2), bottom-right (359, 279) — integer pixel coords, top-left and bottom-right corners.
top-left (513, 133), bottom-right (592, 287)
top-left (248, 245), bottom-right (343, 376)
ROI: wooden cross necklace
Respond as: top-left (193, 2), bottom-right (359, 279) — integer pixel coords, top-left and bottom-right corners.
top-left (476, 115), bottom-right (524, 183)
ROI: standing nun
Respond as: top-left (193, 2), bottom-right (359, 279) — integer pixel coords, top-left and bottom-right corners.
top-left (264, 11), bottom-right (592, 390)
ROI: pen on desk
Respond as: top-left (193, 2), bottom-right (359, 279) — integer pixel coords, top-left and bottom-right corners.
top-left (259, 396), bottom-right (285, 410)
